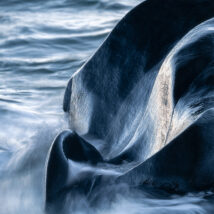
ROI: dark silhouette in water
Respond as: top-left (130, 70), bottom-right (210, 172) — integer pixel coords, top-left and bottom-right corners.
top-left (45, 0), bottom-right (214, 212)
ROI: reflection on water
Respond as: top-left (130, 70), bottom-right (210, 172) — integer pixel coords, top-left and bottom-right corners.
top-left (0, 0), bottom-right (213, 213)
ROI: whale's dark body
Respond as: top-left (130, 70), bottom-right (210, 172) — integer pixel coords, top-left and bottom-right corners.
top-left (45, 0), bottom-right (214, 212)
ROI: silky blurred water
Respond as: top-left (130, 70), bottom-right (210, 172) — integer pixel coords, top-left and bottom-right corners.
top-left (0, 0), bottom-right (214, 213)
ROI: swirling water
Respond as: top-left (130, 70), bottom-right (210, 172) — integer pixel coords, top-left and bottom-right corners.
top-left (0, 0), bottom-right (214, 213)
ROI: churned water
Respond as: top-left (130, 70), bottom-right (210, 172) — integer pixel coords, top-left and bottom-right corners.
top-left (0, 0), bottom-right (214, 213)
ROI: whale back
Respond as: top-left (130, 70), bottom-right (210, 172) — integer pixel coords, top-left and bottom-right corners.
top-left (64, 0), bottom-right (214, 162)
top-left (45, 1), bottom-right (214, 212)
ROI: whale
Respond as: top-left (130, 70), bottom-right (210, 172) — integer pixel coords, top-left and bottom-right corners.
top-left (45, 0), bottom-right (214, 212)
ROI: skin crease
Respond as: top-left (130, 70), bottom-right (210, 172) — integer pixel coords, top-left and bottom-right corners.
top-left (45, 0), bottom-right (214, 212)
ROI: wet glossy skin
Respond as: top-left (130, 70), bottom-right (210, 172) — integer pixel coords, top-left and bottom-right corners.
top-left (45, 0), bottom-right (214, 212)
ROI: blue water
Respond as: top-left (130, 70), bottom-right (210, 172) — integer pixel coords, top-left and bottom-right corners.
top-left (0, 0), bottom-right (214, 213)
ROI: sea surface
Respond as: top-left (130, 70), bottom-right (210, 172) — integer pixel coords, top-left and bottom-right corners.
top-left (0, 0), bottom-right (214, 213)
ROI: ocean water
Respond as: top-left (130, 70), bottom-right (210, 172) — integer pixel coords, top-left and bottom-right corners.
top-left (0, 0), bottom-right (214, 213)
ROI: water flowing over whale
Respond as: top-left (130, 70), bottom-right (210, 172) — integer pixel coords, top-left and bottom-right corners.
top-left (45, 0), bottom-right (214, 212)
